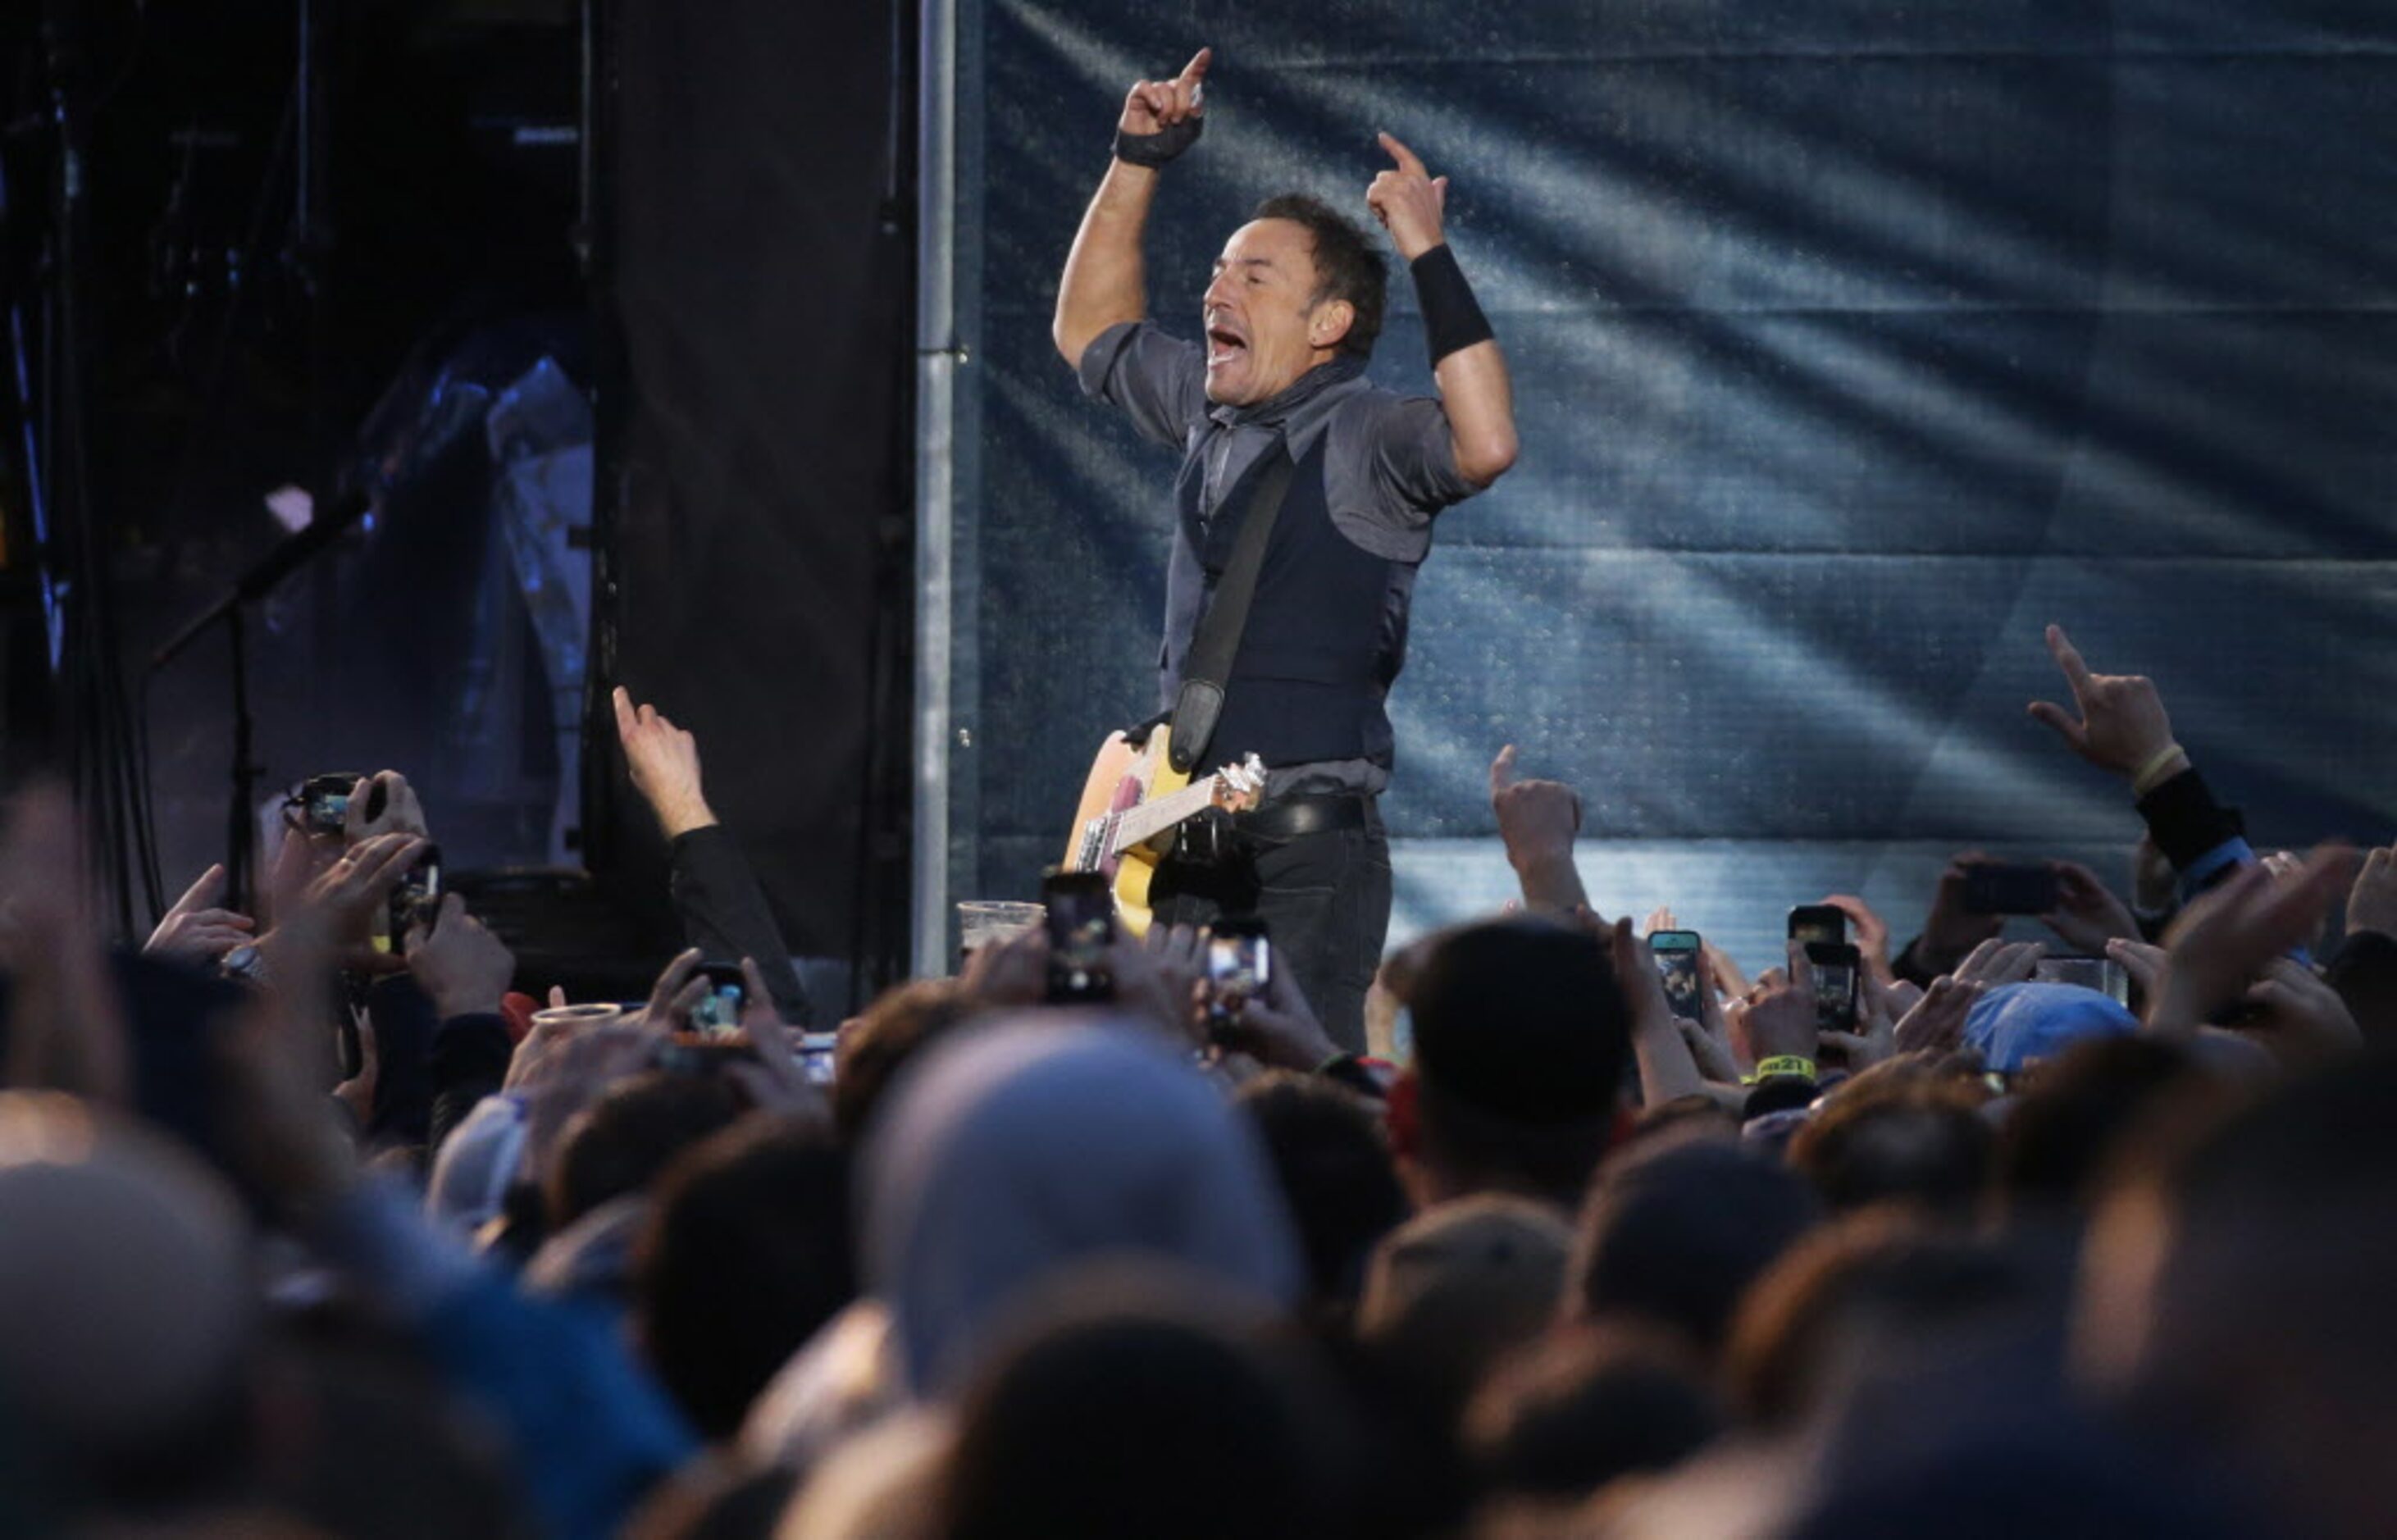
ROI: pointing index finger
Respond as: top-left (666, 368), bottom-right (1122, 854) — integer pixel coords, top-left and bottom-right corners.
top-left (1178, 47), bottom-right (1211, 89)
top-left (1489, 743), bottom-right (1519, 796)
top-left (2044, 624), bottom-right (2094, 698)
top-left (1378, 130), bottom-right (1428, 178)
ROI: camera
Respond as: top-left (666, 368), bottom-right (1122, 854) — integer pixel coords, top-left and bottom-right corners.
top-left (295, 772), bottom-right (367, 838)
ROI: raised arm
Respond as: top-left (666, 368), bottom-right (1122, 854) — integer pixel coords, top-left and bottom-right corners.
top-left (1366, 133), bottom-right (1518, 488)
top-left (1053, 48), bottom-right (1210, 370)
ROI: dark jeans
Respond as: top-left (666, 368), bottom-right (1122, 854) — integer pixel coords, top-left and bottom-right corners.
top-left (1152, 799), bottom-right (1392, 1054)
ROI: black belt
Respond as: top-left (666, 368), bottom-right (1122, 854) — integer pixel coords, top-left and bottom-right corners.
top-left (1236, 793), bottom-right (1368, 841)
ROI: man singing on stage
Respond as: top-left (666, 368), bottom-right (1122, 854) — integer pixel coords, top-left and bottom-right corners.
top-left (1052, 46), bottom-right (1520, 1049)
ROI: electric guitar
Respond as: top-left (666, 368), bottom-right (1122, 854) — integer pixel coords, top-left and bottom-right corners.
top-left (1061, 724), bottom-right (1265, 936)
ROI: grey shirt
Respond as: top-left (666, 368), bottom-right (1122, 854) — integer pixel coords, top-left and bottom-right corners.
top-left (1078, 319), bottom-right (1479, 795)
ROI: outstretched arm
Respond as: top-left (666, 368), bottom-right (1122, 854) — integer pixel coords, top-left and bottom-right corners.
top-left (1054, 48), bottom-right (1210, 369)
top-left (1367, 133), bottom-right (1518, 488)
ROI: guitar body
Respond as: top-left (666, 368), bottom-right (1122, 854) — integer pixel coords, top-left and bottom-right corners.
top-left (1062, 727), bottom-right (1192, 937)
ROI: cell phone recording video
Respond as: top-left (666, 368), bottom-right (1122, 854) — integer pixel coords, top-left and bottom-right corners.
top-left (1041, 868), bottom-right (1116, 1004)
top-left (1204, 917), bottom-right (1271, 1037)
top-left (385, 844), bottom-right (442, 956)
top-left (1648, 929), bottom-right (1706, 1023)
top-left (1787, 904), bottom-right (1847, 948)
top-left (1962, 863), bottom-right (2061, 916)
top-left (1805, 940), bottom-right (1861, 1034)
top-left (690, 961), bottom-right (748, 1037)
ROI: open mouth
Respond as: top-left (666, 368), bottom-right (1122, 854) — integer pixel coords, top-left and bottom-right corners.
top-left (1205, 323), bottom-right (1247, 367)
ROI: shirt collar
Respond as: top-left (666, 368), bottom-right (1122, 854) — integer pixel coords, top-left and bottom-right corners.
top-left (1206, 353), bottom-right (1369, 436)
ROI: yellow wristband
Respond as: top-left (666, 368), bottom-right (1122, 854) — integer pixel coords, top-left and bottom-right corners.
top-left (1752, 1055), bottom-right (1818, 1082)
top-left (2130, 743), bottom-right (2188, 798)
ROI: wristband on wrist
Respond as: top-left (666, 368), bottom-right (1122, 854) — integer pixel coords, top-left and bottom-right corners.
top-left (1410, 244), bottom-right (1493, 367)
top-left (2130, 743), bottom-right (2189, 798)
top-left (1112, 116), bottom-right (1203, 168)
top-left (1748, 1055), bottom-right (1818, 1085)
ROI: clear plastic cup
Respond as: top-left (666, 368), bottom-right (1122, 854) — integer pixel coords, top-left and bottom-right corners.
top-left (956, 900), bottom-right (1046, 967)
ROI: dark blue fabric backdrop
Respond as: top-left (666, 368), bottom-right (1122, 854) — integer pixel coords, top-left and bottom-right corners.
top-left (941, 1), bottom-right (2397, 972)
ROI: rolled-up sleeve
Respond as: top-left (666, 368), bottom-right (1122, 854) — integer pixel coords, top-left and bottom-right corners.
top-left (1324, 390), bottom-right (1480, 563)
top-left (1077, 320), bottom-right (1206, 449)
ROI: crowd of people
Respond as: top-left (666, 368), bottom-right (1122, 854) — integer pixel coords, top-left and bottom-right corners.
top-left (0, 622), bottom-right (2391, 1540)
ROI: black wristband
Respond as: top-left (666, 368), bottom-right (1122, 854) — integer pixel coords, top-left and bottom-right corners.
top-left (1410, 244), bottom-right (1493, 367)
top-left (1113, 116), bottom-right (1203, 168)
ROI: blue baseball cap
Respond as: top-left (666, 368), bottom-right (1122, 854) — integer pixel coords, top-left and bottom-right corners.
top-left (1963, 982), bottom-right (2140, 1073)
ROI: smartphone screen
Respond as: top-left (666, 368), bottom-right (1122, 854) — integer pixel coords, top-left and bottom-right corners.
top-left (1788, 904), bottom-right (1848, 948)
top-left (691, 963), bottom-right (747, 1037)
top-left (1042, 869), bottom-right (1116, 1004)
top-left (1963, 863), bottom-right (2061, 915)
top-left (1205, 919), bottom-right (1270, 1035)
top-left (1649, 929), bottom-right (1705, 1023)
top-left (1805, 941), bottom-right (1860, 1033)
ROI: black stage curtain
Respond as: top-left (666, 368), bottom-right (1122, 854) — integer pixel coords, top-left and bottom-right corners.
top-left (597, 0), bottom-right (909, 974)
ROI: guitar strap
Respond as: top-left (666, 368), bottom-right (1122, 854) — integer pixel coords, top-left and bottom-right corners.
top-left (1167, 443), bottom-right (1296, 775)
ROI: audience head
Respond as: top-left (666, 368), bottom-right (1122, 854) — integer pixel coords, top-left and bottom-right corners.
top-left (831, 979), bottom-right (983, 1146)
top-left (546, 1069), bottom-right (748, 1231)
top-left (1786, 1077), bottom-right (1994, 1222)
top-left (633, 1115), bottom-right (855, 1440)
top-left (1727, 1212), bottom-right (2037, 1433)
top-left (1395, 917), bottom-right (1630, 1208)
top-left (1568, 1139), bottom-right (1820, 1365)
top-left (2078, 1050), bottom-right (2397, 1540)
top-left (1998, 1034), bottom-right (2204, 1216)
top-left (0, 1093), bottom-right (254, 1501)
top-left (937, 1273), bottom-right (1356, 1540)
top-left (860, 1018), bottom-right (1301, 1396)
top-left (1358, 1195), bottom-right (1572, 1416)
top-left (1465, 1324), bottom-right (1722, 1510)
top-left (1233, 1070), bottom-right (1411, 1320)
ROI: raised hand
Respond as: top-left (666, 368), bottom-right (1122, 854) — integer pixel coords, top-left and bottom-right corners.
top-left (2145, 847), bottom-right (2357, 1033)
top-left (2043, 861), bottom-right (2143, 955)
top-left (1119, 48), bottom-right (1210, 140)
top-left (1489, 744), bottom-right (1588, 913)
top-left (144, 863), bottom-right (256, 968)
top-left (2239, 957), bottom-right (2363, 1068)
top-left (1821, 894), bottom-right (1893, 985)
top-left (1916, 854), bottom-right (2005, 975)
top-left (405, 892), bottom-right (517, 1021)
top-left (1365, 132), bottom-right (1448, 262)
top-left (342, 770), bottom-right (431, 846)
top-left (2345, 845), bottom-right (2397, 940)
top-left (2026, 625), bottom-right (2184, 785)
top-left (613, 686), bottom-right (717, 840)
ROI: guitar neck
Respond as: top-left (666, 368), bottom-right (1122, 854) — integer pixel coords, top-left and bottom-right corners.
top-left (1110, 775), bottom-right (1219, 855)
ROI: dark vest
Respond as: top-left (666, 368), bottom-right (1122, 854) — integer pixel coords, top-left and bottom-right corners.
top-left (1158, 434), bottom-right (1415, 770)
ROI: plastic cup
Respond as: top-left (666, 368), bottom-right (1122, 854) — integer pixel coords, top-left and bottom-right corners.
top-left (528, 1003), bottom-right (623, 1031)
top-left (956, 900), bottom-right (1046, 967)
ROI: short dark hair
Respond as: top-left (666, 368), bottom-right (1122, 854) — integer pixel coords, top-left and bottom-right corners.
top-left (1252, 193), bottom-right (1385, 359)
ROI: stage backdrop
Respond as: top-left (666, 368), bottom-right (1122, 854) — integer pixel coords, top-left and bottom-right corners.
top-left (932, 1), bottom-right (2397, 975)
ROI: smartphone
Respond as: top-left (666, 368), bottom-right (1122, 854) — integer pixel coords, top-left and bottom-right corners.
top-left (1649, 929), bottom-right (1706, 1023)
top-left (690, 961), bottom-right (748, 1037)
top-left (2031, 954), bottom-right (2130, 1008)
top-left (1205, 918), bottom-right (1271, 1037)
top-left (385, 844), bottom-right (442, 956)
top-left (299, 772), bottom-right (364, 837)
top-left (1041, 868), bottom-right (1116, 1004)
top-left (1788, 904), bottom-right (1848, 948)
top-left (1963, 863), bottom-right (2060, 916)
top-left (1805, 941), bottom-right (1861, 1034)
